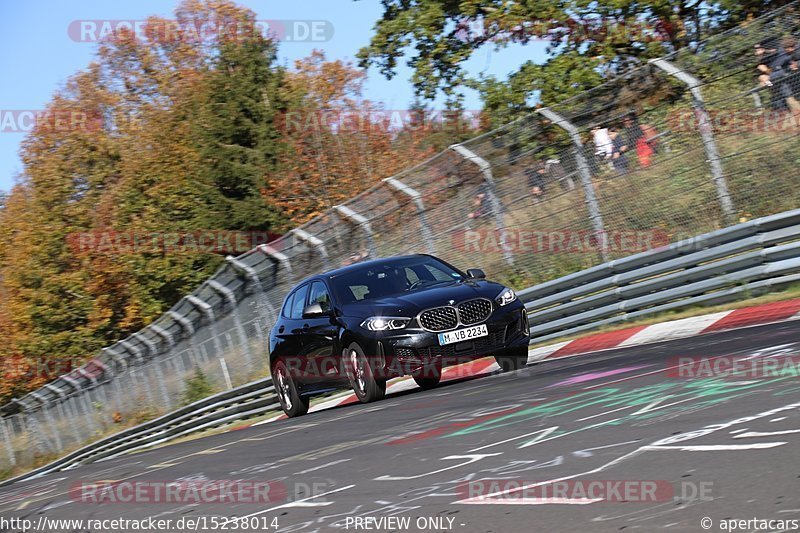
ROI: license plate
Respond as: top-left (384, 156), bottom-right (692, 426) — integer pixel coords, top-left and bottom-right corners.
top-left (438, 324), bottom-right (488, 345)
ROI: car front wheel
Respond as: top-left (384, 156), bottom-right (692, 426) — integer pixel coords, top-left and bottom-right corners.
top-left (347, 343), bottom-right (386, 403)
top-left (273, 359), bottom-right (310, 418)
top-left (495, 347), bottom-right (529, 372)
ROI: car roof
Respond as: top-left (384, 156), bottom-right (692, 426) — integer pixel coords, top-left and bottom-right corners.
top-left (299, 254), bottom-right (432, 285)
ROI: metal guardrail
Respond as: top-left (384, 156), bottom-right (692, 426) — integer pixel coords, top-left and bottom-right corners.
top-left (0, 379), bottom-right (278, 487)
top-left (7, 208), bottom-right (800, 487)
top-left (518, 209), bottom-right (800, 343)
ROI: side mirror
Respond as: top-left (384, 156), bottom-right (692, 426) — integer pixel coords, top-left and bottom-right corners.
top-left (302, 303), bottom-right (333, 318)
top-left (466, 268), bottom-right (486, 279)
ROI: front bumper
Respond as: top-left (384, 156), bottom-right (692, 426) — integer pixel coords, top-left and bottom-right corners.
top-left (374, 305), bottom-right (529, 377)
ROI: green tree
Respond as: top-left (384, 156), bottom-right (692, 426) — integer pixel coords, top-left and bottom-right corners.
top-left (358, 0), bottom-right (790, 122)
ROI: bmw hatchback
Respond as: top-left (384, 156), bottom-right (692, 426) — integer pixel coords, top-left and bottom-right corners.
top-left (269, 254), bottom-right (530, 417)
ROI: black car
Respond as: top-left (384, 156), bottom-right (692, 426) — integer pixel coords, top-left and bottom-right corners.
top-left (269, 254), bottom-right (530, 417)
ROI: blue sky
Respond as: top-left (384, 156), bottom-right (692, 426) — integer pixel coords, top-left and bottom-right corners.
top-left (0, 0), bottom-right (548, 193)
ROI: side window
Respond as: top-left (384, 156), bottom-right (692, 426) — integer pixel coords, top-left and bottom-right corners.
top-left (289, 284), bottom-right (309, 319)
top-left (281, 292), bottom-right (295, 319)
top-left (308, 281), bottom-right (331, 312)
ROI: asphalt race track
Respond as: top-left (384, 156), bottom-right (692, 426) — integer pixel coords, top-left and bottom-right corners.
top-left (1, 321), bottom-right (800, 532)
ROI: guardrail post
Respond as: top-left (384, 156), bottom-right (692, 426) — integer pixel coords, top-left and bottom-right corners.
top-left (536, 107), bottom-right (609, 262)
top-left (207, 279), bottom-right (254, 368)
top-left (219, 357), bottom-right (234, 389)
top-left (383, 177), bottom-right (437, 255)
top-left (450, 143), bottom-right (514, 265)
top-left (333, 205), bottom-right (378, 258)
top-left (649, 57), bottom-right (736, 224)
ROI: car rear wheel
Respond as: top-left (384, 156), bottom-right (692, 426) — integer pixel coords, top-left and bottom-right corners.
top-left (413, 362), bottom-right (442, 390)
top-left (495, 347), bottom-right (529, 372)
top-left (347, 343), bottom-right (386, 403)
top-left (273, 360), bottom-right (309, 418)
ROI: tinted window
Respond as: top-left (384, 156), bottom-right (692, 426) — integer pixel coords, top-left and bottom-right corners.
top-left (289, 284), bottom-right (309, 319)
top-left (308, 281), bottom-right (331, 312)
top-left (421, 264), bottom-right (454, 282)
top-left (332, 256), bottom-right (463, 304)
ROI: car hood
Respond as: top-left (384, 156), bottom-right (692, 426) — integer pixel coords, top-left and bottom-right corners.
top-left (340, 279), bottom-right (506, 317)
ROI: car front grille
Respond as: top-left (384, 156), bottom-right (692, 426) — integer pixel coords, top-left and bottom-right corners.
top-left (418, 298), bottom-right (494, 332)
top-left (457, 299), bottom-right (493, 325)
top-left (418, 306), bottom-right (459, 332)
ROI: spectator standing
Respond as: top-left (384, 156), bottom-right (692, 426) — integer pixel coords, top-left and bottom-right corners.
top-left (609, 129), bottom-right (630, 175)
top-left (546, 158), bottom-right (574, 191)
top-left (467, 184), bottom-right (490, 221)
top-left (768, 37), bottom-right (800, 123)
top-left (622, 114), bottom-right (655, 168)
top-left (525, 160), bottom-right (547, 200)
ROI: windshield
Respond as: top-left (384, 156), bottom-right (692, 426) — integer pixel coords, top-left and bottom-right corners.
top-left (331, 256), bottom-right (464, 304)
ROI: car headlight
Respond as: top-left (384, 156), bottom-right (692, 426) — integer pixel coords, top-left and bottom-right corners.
top-left (360, 317), bottom-right (411, 331)
top-left (495, 287), bottom-right (517, 306)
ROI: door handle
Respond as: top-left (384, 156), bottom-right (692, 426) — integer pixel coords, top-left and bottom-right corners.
top-left (302, 324), bottom-right (310, 331)
top-left (278, 325), bottom-right (285, 333)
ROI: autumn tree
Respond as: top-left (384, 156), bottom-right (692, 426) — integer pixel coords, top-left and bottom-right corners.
top-left (0, 0), bottom-right (289, 403)
top-left (268, 50), bottom-right (441, 223)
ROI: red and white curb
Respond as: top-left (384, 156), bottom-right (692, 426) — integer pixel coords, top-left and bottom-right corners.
top-left (249, 298), bottom-right (800, 427)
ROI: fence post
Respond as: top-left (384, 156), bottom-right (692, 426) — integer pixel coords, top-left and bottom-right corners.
top-left (383, 177), bottom-right (437, 255)
top-left (450, 143), bottom-right (514, 266)
top-left (290, 229), bottom-right (332, 270)
top-left (207, 279), bottom-right (254, 369)
top-left (333, 205), bottom-right (378, 258)
top-left (119, 339), bottom-right (155, 406)
top-left (0, 419), bottom-right (16, 468)
top-left (167, 310), bottom-right (201, 368)
top-left (30, 392), bottom-right (61, 454)
top-left (186, 295), bottom-right (224, 358)
top-left (186, 294), bottom-right (229, 391)
top-left (258, 244), bottom-right (293, 282)
top-left (43, 384), bottom-right (70, 450)
top-left (536, 107), bottom-right (609, 262)
top-left (649, 57), bottom-right (736, 223)
top-left (226, 255), bottom-right (275, 339)
top-left (102, 346), bottom-right (128, 374)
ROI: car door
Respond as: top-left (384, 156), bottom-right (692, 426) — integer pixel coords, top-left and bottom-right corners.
top-left (272, 290), bottom-right (298, 359)
top-left (301, 281), bottom-right (340, 380)
top-left (279, 283), bottom-right (309, 379)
